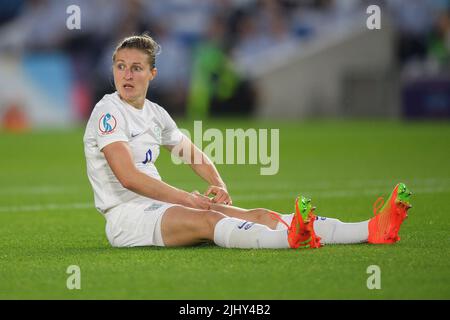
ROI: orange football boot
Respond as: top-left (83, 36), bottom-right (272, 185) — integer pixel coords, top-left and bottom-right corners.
top-left (270, 196), bottom-right (322, 249)
top-left (368, 183), bottom-right (412, 244)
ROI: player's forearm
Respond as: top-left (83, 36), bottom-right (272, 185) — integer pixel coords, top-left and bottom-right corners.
top-left (174, 137), bottom-right (226, 189)
top-left (123, 170), bottom-right (190, 205)
top-left (189, 154), bottom-right (227, 189)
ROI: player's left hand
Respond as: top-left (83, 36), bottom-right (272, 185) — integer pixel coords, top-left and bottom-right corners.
top-left (205, 185), bottom-right (232, 206)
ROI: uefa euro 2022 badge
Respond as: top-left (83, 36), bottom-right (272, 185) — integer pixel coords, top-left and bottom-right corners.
top-left (99, 113), bottom-right (117, 135)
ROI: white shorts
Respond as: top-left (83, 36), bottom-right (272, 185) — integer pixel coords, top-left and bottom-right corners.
top-left (104, 198), bottom-right (178, 248)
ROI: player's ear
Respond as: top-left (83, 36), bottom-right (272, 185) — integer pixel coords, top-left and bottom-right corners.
top-left (150, 67), bottom-right (157, 80)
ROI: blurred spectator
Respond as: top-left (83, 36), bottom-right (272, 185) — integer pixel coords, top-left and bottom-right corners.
top-left (143, 0), bottom-right (218, 47)
top-left (1, 102), bottom-right (30, 133)
top-left (0, 0), bottom-right (66, 53)
top-left (187, 14), bottom-right (255, 118)
top-left (427, 9), bottom-right (450, 72)
top-left (0, 0), bottom-right (25, 26)
top-left (387, 0), bottom-right (439, 64)
top-left (150, 22), bottom-right (191, 116)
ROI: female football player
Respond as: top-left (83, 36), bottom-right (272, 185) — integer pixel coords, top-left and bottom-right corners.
top-left (83, 34), bottom-right (411, 249)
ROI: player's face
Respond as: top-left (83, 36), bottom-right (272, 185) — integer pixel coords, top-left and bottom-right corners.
top-left (113, 48), bottom-right (157, 108)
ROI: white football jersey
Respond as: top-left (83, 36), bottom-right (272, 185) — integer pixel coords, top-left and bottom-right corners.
top-left (83, 92), bottom-right (183, 214)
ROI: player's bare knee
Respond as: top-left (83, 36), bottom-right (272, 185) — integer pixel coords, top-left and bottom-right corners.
top-left (197, 210), bottom-right (226, 236)
top-left (249, 208), bottom-right (272, 223)
top-left (206, 210), bottom-right (226, 228)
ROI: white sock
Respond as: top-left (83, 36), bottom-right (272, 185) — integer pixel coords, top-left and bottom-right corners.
top-left (313, 216), bottom-right (369, 244)
top-left (213, 217), bottom-right (289, 249)
top-left (274, 213), bottom-right (369, 244)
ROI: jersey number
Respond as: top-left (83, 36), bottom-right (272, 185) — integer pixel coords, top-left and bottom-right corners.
top-left (142, 149), bottom-right (152, 164)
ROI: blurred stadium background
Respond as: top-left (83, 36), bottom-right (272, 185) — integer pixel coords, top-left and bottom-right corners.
top-left (0, 0), bottom-right (449, 129)
top-left (1, 0), bottom-right (450, 300)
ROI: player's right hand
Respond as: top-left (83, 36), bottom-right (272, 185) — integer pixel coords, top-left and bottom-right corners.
top-left (187, 191), bottom-right (212, 210)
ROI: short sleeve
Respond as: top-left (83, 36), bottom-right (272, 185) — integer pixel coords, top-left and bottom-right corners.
top-left (159, 107), bottom-right (183, 146)
top-left (94, 105), bottom-right (129, 151)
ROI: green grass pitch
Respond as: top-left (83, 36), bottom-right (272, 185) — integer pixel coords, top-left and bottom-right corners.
top-left (0, 119), bottom-right (449, 299)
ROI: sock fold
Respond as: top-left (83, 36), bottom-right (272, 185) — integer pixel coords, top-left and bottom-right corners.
top-left (214, 217), bottom-right (289, 249)
top-left (313, 217), bottom-right (369, 244)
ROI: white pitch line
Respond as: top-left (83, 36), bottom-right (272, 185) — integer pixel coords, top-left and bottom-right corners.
top-left (0, 185), bottom-right (448, 213)
top-left (234, 185), bottom-right (450, 201)
top-left (0, 202), bottom-right (93, 213)
top-left (231, 177), bottom-right (450, 192)
top-left (1, 177), bottom-right (449, 196)
top-left (233, 185), bottom-right (450, 201)
top-left (0, 185), bottom-right (83, 195)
